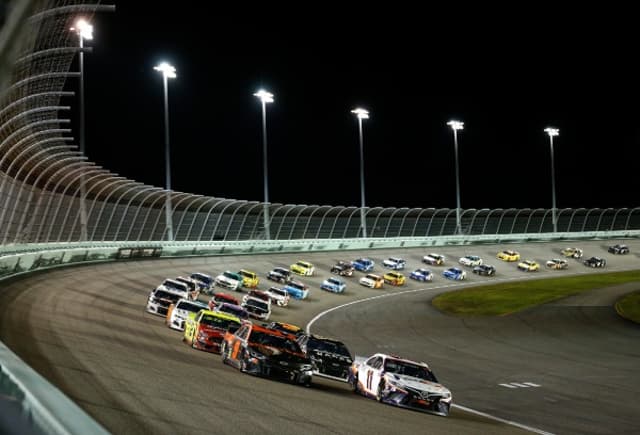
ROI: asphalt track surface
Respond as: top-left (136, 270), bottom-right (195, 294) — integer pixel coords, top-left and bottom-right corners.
top-left (1, 240), bottom-right (639, 435)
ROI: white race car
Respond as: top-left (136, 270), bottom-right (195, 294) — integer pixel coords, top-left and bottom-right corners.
top-left (349, 353), bottom-right (452, 416)
top-left (458, 255), bottom-right (483, 267)
top-left (382, 257), bottom-right (406, 270)
top-left (264, 286), bottom-right (290, 307)
top-left (422, 253), bottom-right (445, 266)
top-left (166, 298), bottom-right (208, 331)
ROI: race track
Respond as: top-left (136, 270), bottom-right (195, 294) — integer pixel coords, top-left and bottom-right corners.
top-left (1, 240), bottom-right (639, 434)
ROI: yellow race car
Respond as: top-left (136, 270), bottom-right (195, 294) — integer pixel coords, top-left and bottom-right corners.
top-left (238, 269), bottom-right (259, 288)
top-left (517, 260), bottom-right (540, 272)
top-left (183, 309), bottom-right (242, 353)
top-left (497, 250), bottom-right (520, 262)
top-left (290, 260), bottom-right (315, 276)
top-left (383, 271), bottom-right (406, 286)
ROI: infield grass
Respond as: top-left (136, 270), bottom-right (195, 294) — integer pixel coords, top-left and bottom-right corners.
top-left (432, 270), bottom-right (640, 316)
top-left (615, 291), bottom-right (640, 324)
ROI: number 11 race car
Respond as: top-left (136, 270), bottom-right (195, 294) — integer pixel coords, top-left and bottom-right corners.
top-left (349, 353), bottom-right (452, 416)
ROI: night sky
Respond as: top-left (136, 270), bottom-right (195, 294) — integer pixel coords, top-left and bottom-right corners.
top-left (68, 2), bottom-right (639, 210)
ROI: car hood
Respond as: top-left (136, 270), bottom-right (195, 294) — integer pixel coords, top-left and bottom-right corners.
top-left (249, 344), bottom-right (307, 364)
top-left (386, 373), bottom-right (450, 395)
top-left (198, 324), bottom-right (226, 337)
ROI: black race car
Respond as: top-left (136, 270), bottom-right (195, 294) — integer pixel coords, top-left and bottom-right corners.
top-left (297, 334), bottom-right (353, 382)
top-left (331, 261), bottom-right (355, 277)
top-left (266, 267), bottom-right (292, 284)
top-left (608, 244), bottom-right (629, 255)
top-left (472, 264), bottom-right (496, 276)
top-left (584, 256), bottom-right (606, 268)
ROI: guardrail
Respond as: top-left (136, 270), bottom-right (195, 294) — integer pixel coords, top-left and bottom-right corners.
top-left (1, 229), bottom-right (639, 434)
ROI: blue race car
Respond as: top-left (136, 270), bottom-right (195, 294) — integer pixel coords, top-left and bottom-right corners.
top-left (283, 280), bottom-right (309, 299)
top-left (320, 277), bottom-right (346, 293)
top-left (409, 268), bottom-right (433, 282)
top-left (443, 267), bottom-right (466, 281)
top-left (351, 258), bottom-right (374, 272)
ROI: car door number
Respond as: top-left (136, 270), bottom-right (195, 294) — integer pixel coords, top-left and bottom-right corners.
top-left (366, 370), bottom-right (374, 391)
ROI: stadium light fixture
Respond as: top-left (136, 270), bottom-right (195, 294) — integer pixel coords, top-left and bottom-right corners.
top-left (154, 62), bottom-right (177, 241)
top-left (254, 89), bottom-right (274, 239)
top-left (545, 127), bottom-right (560, 232)
top-left (447, 120), bottom-right (464, 235)
top-left (351, 107), bottom-right (370, 238)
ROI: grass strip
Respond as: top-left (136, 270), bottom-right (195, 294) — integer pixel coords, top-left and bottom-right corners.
top-left (432, 270), bottom-right (640, 316)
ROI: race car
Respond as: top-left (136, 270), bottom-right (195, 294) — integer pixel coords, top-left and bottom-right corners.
top-left (383, 271), bottom-right (406, 286)
top-left (175, 276), bottom-right (201, 300)
top-left (546, 259), bottom-right (568, 270)
top-left (215, 271), bottom-right (244, 291)
top-left (382, 257), bottom-right (406, 270)
top-left (241, 296), bottom-right (271, 321)
top-left (409, 268), bottom-right (433, 282)
top-left (443, 267), bottom-right (466, 280)
top-left (459, 255), bottom-right (483, 267)
top-left (146, 287), bottom-right (184, 316)
top-left (351, 258), bottom-right (375, 272)
top-left (242, 289), bottom-right (270, 304)
top-left (517, 260), bottom-right (540, 272)
top-left (359, 274), bottom-right (384, 289)
top-left (190, 272), bottom-right (214, 294)
top-left (208, 292), bottom-right (240, 310)
top-left (330, 261), bottom-right (355, 276)
top-left (349, 353), bottom-right (452, 416)
top-left (264, 286), bottom-right (290, 307)
top-left (267, 267), bottom-right (292, 284)
top-left (472, 264), bottom-right (496, 276)
top-left (608, 244), bottom-right (630, 255)
top-left (221, 323), bottom-right (314, 387)
top-left (283, 280), bottom-right (309, 300)
top-left (497, 250), bottom-right (520, 262)
top-left (183, 309), bottom-right (242, 353)
top-left (297, 334), bottom-right (353, 382)
top-left (584, 256), bottom-right (606, 268)
top-left (156, 278), bottom-right (192, 301)
top-left (561, 247), bottom-right (583, 259)
top-left (166, 298), bottom-right (208, 331)
top-left (264, 321), bottom-right (305, 337)
top-left (422, 253), bottom-right (445, 266)
top-left (290, 260), bottom-right (315, 276)
top-left (320, 277), bottom-right (346, 293)
top-left (238, 269), bottom-right (259, 288)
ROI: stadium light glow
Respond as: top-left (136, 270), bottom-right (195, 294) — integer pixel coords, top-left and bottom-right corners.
top-left (254, 89), bottom-right (274, 104)
top-left (447, 120), bottom-right (464, 130)
top-left (544, 127), bottom-right (559, 137)
top-left (70, 19), bottom-right (93, 40)
top-left (154, 62), bottom-right (177, 79)
top-left (351, 108), bottom-right (370, 120)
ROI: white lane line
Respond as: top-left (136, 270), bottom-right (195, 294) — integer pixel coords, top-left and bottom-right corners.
top-left (499, 383), bottom-right (518, 388)
top-left (510, 383), bottom-right (531, 388)
top-left (452, 404), bottom-right (556, 435)
top-left (523, 382), bottom-right (541, 387)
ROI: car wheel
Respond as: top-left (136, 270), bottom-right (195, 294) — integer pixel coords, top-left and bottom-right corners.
top-left (221, 342), bottom-right (228, 363)
top-left (376, 381), bottom-right (385, 402)
top-left (349, 372), bottom-right (360, 393)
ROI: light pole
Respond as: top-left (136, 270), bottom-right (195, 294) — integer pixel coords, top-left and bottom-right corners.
top-left (254, 89), bottom-right (274, 240)
top-left (447, 120), bottom-right (464, 235)
top-left (70, 18), bottom-right (93, 241)
top-left (351, 108), bottom-right (369, 238)
top-left (544, 127), bottom-right (559, 232)
top-left (154, 62), bottom-right (176, 241)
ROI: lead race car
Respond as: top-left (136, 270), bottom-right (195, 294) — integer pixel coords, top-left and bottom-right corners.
top-left (349, 353), bottom-right (452, 416)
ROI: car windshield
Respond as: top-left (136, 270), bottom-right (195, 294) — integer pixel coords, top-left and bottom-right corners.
top-left (270, 288), bottom-right (287, 297)
top-left (200, 314), bottom-right (239, 330)
top-left (191, 273), bottom-right (212, 285)
top-left (307, 338), bottom-right (351, 357)
top-left (176, 301), bottom-right (205, 312)
top-left (154, 290), bottom-right (181, 301)
top-left (250, 331), bottom-right (301, 353)
top-left (296, 262), bottom-right (308, 268)
top-left (245, 299), bottom-right (268, 310)
top-left (287, 282), bottom-right (305, 290)
top-left (175, 278), bottom-right (196, 290)
top-left (384, 359), bottom-right (438, 382)
top-left (274, 267), bottom-right (289, 274)
top-left (223, 272), bottom-right (238, 280)
top-left (327, 278), bottom-right (341, 285)
top-left (214, 294), bottom-right (234, 303)
top-left (218, 304), bottom-right (248, 319)
top-left (162, 280), bottom-right (187, 293)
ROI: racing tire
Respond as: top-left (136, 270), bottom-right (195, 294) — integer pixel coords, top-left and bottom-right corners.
top-left (349, 372), bottom-right (360, 394)
top-left (221, 342), bottom-right (229, 364)
top-left (376, 381), bottom-right (385, 402)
